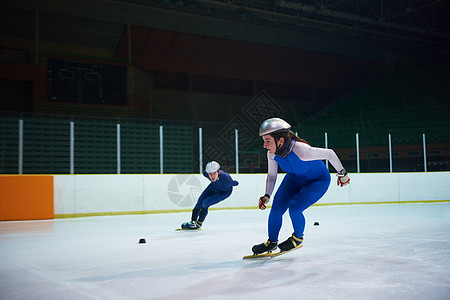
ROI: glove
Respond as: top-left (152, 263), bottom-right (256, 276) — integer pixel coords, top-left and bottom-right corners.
top-left (337, 169), bottom-right (350, 187)
top-left (259, 194), bottom-right (270, 210)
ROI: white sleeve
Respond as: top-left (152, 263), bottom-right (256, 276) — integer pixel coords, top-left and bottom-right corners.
top-left (292, 142), bottom-right (345, 173)
top-left (265, 151), bottom-right (278, 197)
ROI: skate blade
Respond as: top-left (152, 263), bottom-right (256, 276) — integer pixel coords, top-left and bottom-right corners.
top-left (243, 244), bottom-right (303, 259)
top-left (243, 252), bottom-right (273, 259)
top-left (175, 228), bottom-right (202, 231)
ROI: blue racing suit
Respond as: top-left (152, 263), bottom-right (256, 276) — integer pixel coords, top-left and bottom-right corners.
top-left (192, 170), bottom-right (239, 222)
top-left (265, 140), bottom-right (344, 242)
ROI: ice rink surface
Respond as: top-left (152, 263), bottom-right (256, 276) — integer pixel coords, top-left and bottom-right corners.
top-left (1, 203), bottom-right (450, 300)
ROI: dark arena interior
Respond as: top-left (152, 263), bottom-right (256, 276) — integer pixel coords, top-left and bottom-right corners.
top-left (1, 0), bottom-right (449, 174)
top-left (1, 2), bottom-right (450, 300)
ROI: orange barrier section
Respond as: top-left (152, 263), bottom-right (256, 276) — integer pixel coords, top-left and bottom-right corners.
top-left (0, 175), bottom-right (54, 221)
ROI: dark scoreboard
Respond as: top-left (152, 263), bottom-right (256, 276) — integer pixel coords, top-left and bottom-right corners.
top-left (48, 59), bottom-right (127, 105)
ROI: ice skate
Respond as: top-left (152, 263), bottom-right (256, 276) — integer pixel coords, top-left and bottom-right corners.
top-left (177, 221), bottom-right (202, 231)
top-left (278, 233), bottom-right (303, 252)
top-left (251, 240), bottom-right (278, 255)
top-left (187, 220), bottom-right (202, 229)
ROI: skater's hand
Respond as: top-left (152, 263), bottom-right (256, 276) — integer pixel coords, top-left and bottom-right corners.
top-left (337, 169), bottom-right (350, 187)
top-left (259, 195), bottom-right (270, 210)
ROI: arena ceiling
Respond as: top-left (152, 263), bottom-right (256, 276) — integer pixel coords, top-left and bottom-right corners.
top-left (1, 0), bottom-right (449, 98)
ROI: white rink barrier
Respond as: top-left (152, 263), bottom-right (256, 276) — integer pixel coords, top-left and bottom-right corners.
top-left (54, 172), bottom-right (450, 218)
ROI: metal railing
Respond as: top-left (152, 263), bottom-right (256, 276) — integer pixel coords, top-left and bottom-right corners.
top-left (1, 113), bottom-right (449, 174)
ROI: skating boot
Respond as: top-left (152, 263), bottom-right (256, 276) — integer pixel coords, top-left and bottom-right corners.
top-left (186, 220), bottom-right (201, 229)
top-left (278, 233), bottom-right (303, 252)
top-left (252, 240), bottom-right (278, 255)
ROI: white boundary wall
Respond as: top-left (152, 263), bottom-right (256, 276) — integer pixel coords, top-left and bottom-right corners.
top-left (54, 172), bottom-right (450, 216)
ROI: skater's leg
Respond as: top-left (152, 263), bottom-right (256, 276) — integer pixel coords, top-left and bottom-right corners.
top-left (197, 208), bottom-right (207, 226)
top-left (268, 174), bottom-right (301, 242)
top-left (267, 197), bottom-right (288, 243)
top-left (191, 208), bottom-right (200, 222)
top-left (197, 190), bottom-right (232, 224)
top-left (192, 186), bottom-right (215, 220)
top-left (201, 190), bottom-right (232, 208)
top-left (288, 176), bottom-right (330, 238)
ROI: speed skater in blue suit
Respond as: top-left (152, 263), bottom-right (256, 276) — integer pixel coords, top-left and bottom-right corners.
top-left (181, 161), bottom-right (239, 230)
top-left (252, 118), bottom-right (350, 254)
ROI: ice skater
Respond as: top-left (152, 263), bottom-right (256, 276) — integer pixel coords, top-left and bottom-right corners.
top-left (181, 161), bottom-right (239, 230)
top-left (252, 117), bottom-right (350, 255)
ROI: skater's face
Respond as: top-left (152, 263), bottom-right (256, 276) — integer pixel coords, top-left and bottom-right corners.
top-left (208, 170), bottom-right (219, 182)
top-left (262, 135), bottom-right (284, 154)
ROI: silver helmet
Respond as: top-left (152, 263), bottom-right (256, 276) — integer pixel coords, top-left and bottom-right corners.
top-left (259, 118), bottom-right (291, 136)
top-left (205, 161), bottom-right (220, 173)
